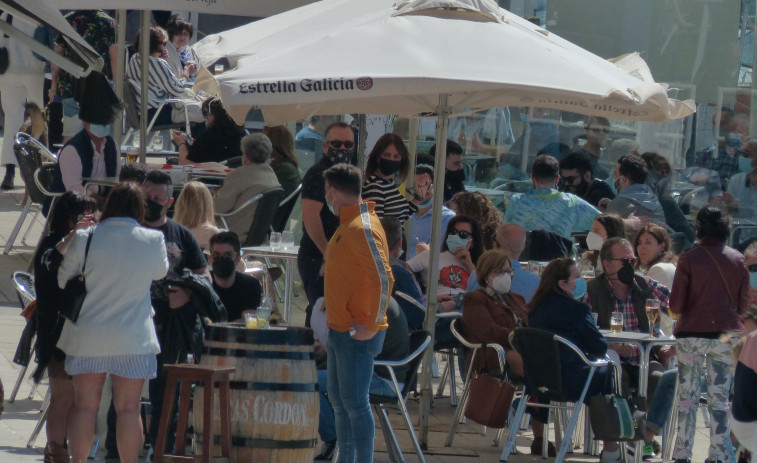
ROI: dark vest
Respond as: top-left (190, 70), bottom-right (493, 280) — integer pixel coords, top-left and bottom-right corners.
top-left (51, 129), bottom-right (118, 192)
top-left (587, 274), bottom-right (653, 333)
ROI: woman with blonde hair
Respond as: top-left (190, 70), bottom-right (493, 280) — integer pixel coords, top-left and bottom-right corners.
top-left (174, 181), bottom-right (219, 250)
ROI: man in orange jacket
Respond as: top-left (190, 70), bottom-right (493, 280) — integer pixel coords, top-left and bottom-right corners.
top-left (323, 163), bottom-right (393, 463)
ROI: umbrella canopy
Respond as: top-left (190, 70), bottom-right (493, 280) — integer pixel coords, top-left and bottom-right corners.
top-left (194, 0), bottom-right (695, 125)
top-left (0, 0), bottom-right (103, 77)
top-left (53, 0), bottom-right (314, 18)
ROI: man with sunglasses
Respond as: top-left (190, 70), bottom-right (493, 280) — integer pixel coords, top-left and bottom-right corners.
top-left (559, 151), bottom-right (615, 207)
top-left (573, 115), bottom-right (612, 179)
top-left (298, 121), bottom-right (356, 325)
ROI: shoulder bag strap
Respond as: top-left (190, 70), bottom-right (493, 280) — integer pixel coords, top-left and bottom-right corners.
top-left (700, 245), bottom-right (737, 310)
top-left (81, 228), bottom-right (95, 275)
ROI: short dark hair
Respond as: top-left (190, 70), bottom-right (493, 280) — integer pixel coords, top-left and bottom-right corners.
top-left (617, 154), bottom-right (647, 185)
top-left (560, 151), bottom-right (594, 176)
top-left (429, 139), bottom-right (464, 158)
top-left (695, 206), bottom-right (730, 242)
top-left (595, 213), bottom-right (626, 240)
top-left (324, 121), bottom-right (352, 139)
top-left (415, 163), bottom-right (434, 178)
top-left (584, 115), bottom-right (611, 128)
top-left (599, 236), bottom-right (633, 264)
top-left (143, 169), bottom-right (174, 196)
top-left (119, 162), bottom-right (148, 183)
top-left (365, 133), bottom-right (411, 181)
top-left (323, 163), bottom-right (362, 197)
top-left (100, 182), bottom-right (145, 222)
top-left (441, 215), bottom-right (485, 265)
top-left (210, 231), bottom-right (241, 254)
top-left (531, 154), bottom-right (559, 182)
top-left (49, 191), bottom-right (94, 235)
top-left (380, 217), bottom-right (403, 251)
top-left (166, 14), bottom-right (194, 41)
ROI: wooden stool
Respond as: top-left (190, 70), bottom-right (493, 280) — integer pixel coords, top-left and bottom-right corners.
top-left (153, 364), bottom-right (235, 463)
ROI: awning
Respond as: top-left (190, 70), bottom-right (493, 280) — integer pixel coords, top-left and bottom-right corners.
top-left (0, 0), bottom-right (103, 77)
top-left (51, 0), bottom-right (315, 18)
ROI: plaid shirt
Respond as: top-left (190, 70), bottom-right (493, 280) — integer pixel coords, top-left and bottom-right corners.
top-left (588, 276), bottom-right (670, 365)
top-left (707, 148), bottom-right (740, 190)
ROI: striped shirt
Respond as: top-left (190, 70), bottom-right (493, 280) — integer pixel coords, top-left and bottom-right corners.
top-left (126, 53), bottom-right (187, 109)
top-left (362, 175), bottom-right (416, 223)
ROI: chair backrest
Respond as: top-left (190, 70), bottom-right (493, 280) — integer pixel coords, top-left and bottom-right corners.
top-left (35, 164), bottom-right (62, 197)
top-left (400, 330), bottom-right (432, 398)
top-left (12, 271), bottom-right (36, 308)
top-left (271, 184), bottom-right (303, 233)
top-left (16, 133), bottom-right (57, 161)
top-left (122, 79), bottom-right (142, 131)
top-left (511, 327), bottom-right (566, 402)
top-left (244, 187), bottom-right (286, 247)
top-left (13, 138), bottom-right (47, 205)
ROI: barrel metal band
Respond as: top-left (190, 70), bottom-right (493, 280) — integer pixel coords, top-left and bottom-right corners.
top-left (207, 326), bottom-right (314, 345)
top-left (196, 381), bottom-right (319, 392)
top-left (198, 435), bottom-right (318, 449)
top-left (202, 347), bottom-right (314, 360)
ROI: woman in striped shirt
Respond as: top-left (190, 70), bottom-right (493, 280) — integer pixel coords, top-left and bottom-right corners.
top-left (126, 25), bottom-right (204, 127)
top-left (362, 133), bottom-right (416, 222)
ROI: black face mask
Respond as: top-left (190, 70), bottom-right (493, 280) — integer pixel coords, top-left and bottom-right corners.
top-left (145, 199), bottom-right (165, 222)
top-left (213, 257), bottom-right (236, 279)
top-left (378, 158), bottom-right (402, 176)
top-left (446, 169), bottom-right (466, 185)
top-left (617, 263), bottom-right (635, 285)
top-left (326, 147), bottom-right (353, 164)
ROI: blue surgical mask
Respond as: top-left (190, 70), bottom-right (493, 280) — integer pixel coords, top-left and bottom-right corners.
top-left (572, 277), bottom-right (587, 299)
top-left (88, 123), bottom-right (110, 138)
top-left (739, 155), bottom-right (754, 173)
top-left (750, 272), bottom-right (757, 290)
top-left (445, 234), bottom-right (468, 252)
top-left (418, 197), bottom-right (433, 209)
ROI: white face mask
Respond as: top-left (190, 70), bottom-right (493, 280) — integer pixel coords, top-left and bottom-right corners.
top-left (586, 231), bottom-right (605, 251)
top-left (491, 273), bottom-right (512, 294)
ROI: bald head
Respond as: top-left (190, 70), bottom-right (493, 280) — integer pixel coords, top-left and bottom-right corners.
top-left (496, 223), bottom-right (526, 260)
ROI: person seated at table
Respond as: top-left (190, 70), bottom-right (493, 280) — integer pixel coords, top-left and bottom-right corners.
top-left (208, 231), bottom-right (261, 322)
top-left (577, 213), bottom-right (626, 275)
top-left (527, 257), bottom-right (616, 459)
top-left (172, 97), bottom-right (245, 165)
top-left (50, 73), bottom-right (121, 205)
top-left (559, 151), bottom-right (615, 208)
top-left (126, 24), bottom-right (204, 127)
top-left (362, 133), bottom-right (416, 223)
top-left (634, 223), bottom-right (677, 336)
top-left (429, 139), bottom-right (466, 203)
top-left (406, 163), bottom-right (456, 259)
top-left (380, 217), bottom-right (424, 330)
top-left (174, 181), bottom-right (220, 251)
top-left (164, 15), bottom-right (199, 83)
top-left (213, 133), bottom-right (281, 243)
top-left (263, 125), bottom-right (303, 198)
top-left (449, 191), bottom-right (501, 250)
top-left (586, 237), bottom-right (671, 393)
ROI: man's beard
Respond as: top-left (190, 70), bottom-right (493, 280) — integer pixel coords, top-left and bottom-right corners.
top-left (574, 178), bottom-right (590, 197)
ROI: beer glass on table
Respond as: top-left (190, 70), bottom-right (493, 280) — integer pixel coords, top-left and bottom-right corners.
top-left (645, 298), bottom-right (660, 337)
top-left (610, 312), bottom-right (623, 333)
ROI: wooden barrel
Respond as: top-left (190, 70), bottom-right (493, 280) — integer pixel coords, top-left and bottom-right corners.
top-left (195, 323), bottom-right (319, 462)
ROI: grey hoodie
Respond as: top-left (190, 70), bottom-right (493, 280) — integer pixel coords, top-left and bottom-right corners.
top-left (605, 183), bottom-right (667, 238)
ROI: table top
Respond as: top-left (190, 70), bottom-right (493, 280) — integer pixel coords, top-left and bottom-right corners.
top-left (600, 330), bottom-right (676, 344)
top-left (121, 146), bottom-right (179, 157)
top-left (241, 245), bottom-right (299, 259)
top-left (83, 177), bottom-right (120, 188)
top-left (466, 186), bottom-right (506, 198)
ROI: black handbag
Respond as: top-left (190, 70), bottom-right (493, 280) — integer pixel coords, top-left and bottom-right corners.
top-left (589, 394), bottom-right (646, 441)
top-left (0, 13), bottom-right (13, 75)
top-left (60, 230), bottom-right (94, 323)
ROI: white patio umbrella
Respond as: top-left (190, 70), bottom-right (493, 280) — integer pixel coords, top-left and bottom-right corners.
top-left (194, 0), bottom-right (694, 447)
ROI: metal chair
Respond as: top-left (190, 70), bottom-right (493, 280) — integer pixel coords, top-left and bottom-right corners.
top-left (371, 330), bottom-right (432, 463)
top-left (500, 328), bottom-right (610, 463)
top-left (271, 183), bottom-right (302, 234)
top-left (4, 134), bottom-right (59, 254)
top-left (217, 187), bottom-right (285, 247)
top-left (9, 272), bottom-right (37, 403)
top-left (445, 318), bottom-right (508, 447)
top-left (123, 78), bottom-right (191, 146)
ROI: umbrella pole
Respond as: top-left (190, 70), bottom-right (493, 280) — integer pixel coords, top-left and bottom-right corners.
top-left (139, 10), bottom-right (151, 164)
top-left (519, 106), bottom-right (534, 173)
top-left (114, 9), bottom-right (127, 149)
top-left (419, 94), bottom-right (450, 448)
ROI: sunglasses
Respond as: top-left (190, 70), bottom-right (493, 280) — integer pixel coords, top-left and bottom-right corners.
top-left (610, 257), bottom-right (637, 266)
top-left (560, 175), bottom-right (581, 184)
top-left (211, 252), bottom-right (236, 260)
top-left (327, 140), bottom-right (355, 149)
top-left (449, 229), bottom-right (472, 240)
top-left (589, 127), bottom-right (610, 134)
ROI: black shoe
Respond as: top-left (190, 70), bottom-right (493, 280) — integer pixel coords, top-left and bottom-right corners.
top-left (314, 440), bottom-right (336, 461)
top-left (530, 437), bottom-right (556, 457)
top-left (0, 173), bottom-right (14, 190)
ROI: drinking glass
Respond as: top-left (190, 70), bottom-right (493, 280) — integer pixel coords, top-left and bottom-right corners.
top-left (244, 312), bottom-right (258, 329)
top-left (257, 297), bottom-right (273, 329)
top-left (214, 64), bottom-right (224, 75)
top-left (645, 298), bottom-right (660, 337)
top-left (281, 231), bottom-right (295, 250)
top-left (151, 134), bottom-right (164, 152)
top-left (610, 312), bottom-right (623, 333)
top-left (581, 266), bottom-right (595, 282)
top-left (270, 232), bottom-right (282, 251)
top-left (125, 146), bottom-right (139, 163)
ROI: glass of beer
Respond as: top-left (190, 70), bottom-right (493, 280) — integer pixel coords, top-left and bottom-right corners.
top-left (126, 146), bottom-right (139, 163)
top-left (214, 64), bottom-right (224, 75)
top-left (645, 298), bottom-right (660, 337)
top-left (610, 312), bottom-right (623, 333)
top-left (581, 266), bottom-right (595, 283)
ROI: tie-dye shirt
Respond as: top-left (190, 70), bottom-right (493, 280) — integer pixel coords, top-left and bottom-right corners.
top-left (503, 188), bottom-right (599, 238)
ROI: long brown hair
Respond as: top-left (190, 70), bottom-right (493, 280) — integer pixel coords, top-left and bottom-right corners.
top-left (264, 125), bottom-right (299, 167)
top-left (527, 258), bottom-right (575, 313)
top-left (365, 133), bottom-right (411, 181)
top-left (633, 223), bottom-right (676, 269)
top-left (100, 182), bottom-right (145, 222)
top-left (450, 191), bottom-right (502, 250)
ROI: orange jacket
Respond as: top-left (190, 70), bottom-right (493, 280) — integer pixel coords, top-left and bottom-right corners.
top-left (325, 201), bottom-right (393, 332)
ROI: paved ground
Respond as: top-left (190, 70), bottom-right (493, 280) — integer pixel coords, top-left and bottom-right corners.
top-left (0, 133), bottom-right (714, 462)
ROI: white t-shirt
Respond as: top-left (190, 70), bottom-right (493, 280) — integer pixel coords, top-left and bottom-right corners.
top-left (406, 250), bottom-right (470, 297)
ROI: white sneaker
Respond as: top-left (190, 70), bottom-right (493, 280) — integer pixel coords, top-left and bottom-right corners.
top-left (601, 449), bottom-right (622, 463)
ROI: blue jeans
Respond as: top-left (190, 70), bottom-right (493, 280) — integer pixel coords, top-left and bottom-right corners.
top-left (647, 368), bottom-right (678, 434)
top-left (317, 368), bottom-right (399, 445)
top-left (327, 328), bottom-right (386, 463)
